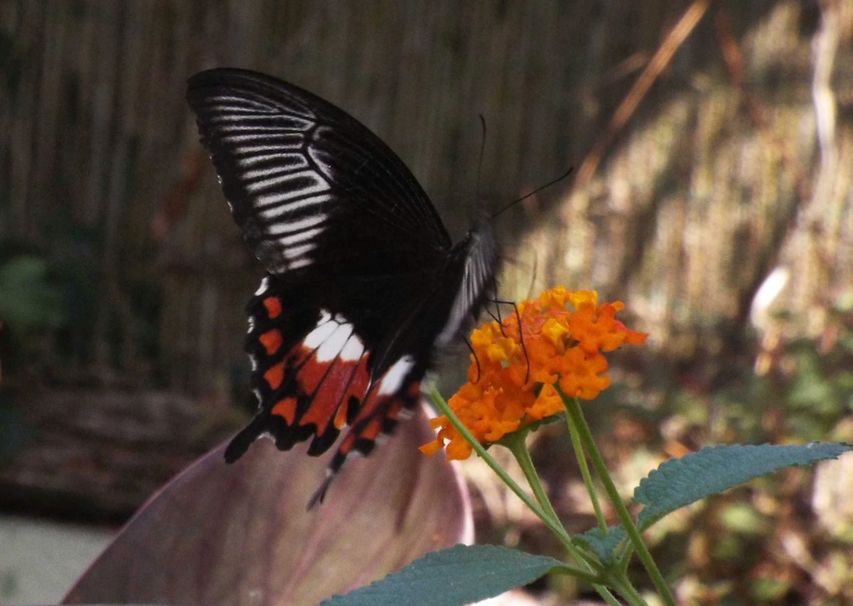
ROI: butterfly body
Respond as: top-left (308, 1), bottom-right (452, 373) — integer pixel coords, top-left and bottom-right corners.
top-left (187, 68), bottom-right (498, 497)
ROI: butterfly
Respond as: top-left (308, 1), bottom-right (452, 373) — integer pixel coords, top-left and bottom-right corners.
top-left (186, 68), bottom-right (498, 503)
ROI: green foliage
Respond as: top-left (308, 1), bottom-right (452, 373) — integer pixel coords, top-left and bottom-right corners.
top-left (783, 338), bottom-right (853, 438)
top-left (633, 443), bottom-right (851, 527)
top-left (576, 526), bottom-right (624, 563)
top-left (630, 315), bottom-right (853, 604)
top-left (577, 443), bottom-right (851, 564)
top-left (322, 545), bottom-right (562, 606)
top-left (0, 255), bottom-right (65, 333)
top-left (324, 443), bottom-right (853, 606)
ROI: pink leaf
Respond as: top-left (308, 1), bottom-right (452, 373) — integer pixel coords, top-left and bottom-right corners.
top-left (64, 407), bottom-right (471, 606)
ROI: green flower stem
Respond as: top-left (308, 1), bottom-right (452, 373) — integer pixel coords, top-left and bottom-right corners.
top-left (504, 432), bottom-right (648, 606)
top-left (428, 386), bottom-right (571, 545)
top-left (549, 564), bottom-right (610, 587)
top-left (610, 575), bottom-right (650, 606)
top-left (565, 411), bottom-right (609, 532)
top-left (562, 394), bottom-right (677, 606)
top-left (428, 386), bottom-right (625, 606)
top-left (502, 431), bottom-right (562, 524)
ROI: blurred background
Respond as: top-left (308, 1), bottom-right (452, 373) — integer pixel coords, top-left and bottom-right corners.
top-left (1, 0), bottom-right (852, 604)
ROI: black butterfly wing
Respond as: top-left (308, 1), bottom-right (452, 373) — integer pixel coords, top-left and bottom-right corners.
top-left (186, 68), bottom-right (451, 276)
top-left (186, 69), bottom-right (443, 462)
top-left (187, 68), bottom-right (498, 500)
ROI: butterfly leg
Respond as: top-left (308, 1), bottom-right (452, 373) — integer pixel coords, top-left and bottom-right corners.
top-left (489, 297), bottom-right (531, 385)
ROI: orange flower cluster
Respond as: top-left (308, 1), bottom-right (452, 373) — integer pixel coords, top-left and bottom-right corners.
top-left (421, 287), bottom-right (647, 460)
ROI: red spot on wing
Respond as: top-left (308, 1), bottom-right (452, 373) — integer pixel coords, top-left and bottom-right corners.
top-left (271, 397), bottom-right (298, 424)
top-left (264, 361), bottom-right (285, 390)
top-left (259, 329), bottom-right (283, 355)
top-left (335, 377), bottom-right (421, 460)
top-left (298, 355), bottom-right (367, 432)
top-left (297, 356), bottom-right (329, 394)
top-left (263, 296), bottom-right (282, 319)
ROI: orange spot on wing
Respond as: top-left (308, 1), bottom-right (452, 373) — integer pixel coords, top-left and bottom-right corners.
top-left (361, 418), bottom-right (383, 441)
top-left (270, 397), bottom-right (298, 425)
top-left (259, 329), bottom-right (283, 355)
top-left (338, 431), bottom-right (357, 455)
top-left (298, 356), bottom-right (330, 394)
top-left (264, 361), bottom-right (285, 390)
top-left (263, 296), bottom-right (282, 319)
top-left (334, 398), bottom-right (350, 429)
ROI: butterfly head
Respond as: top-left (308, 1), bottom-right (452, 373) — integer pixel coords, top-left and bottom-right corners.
top-left (463, 213), bottom-right (497, 249)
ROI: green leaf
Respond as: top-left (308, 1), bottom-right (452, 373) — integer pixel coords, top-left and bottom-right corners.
top-left (322, 544), bottom-right (562, 606)
top-left (576, 526), bottom-right (625, 564)
top-left (634, 442), bottom-right (852, 528)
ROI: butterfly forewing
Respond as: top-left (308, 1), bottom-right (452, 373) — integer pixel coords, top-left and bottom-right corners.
top-left (187, 69), bottom-right (451, 275)
top-left (187, 68), bottom-right (499, 501)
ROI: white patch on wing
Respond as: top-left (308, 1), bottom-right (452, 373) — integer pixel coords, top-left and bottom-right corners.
top-left (234, 147), bottom-right (300, 163)
top-left (288, 257), bottom-right (312, 269)
top-left (315, 322), bottom-right (354, 362)
top-left (240, 154), bottom-right (308, 177)
top-left (340, 333), bottom-right (365, 362)
top-left (377, 355), bottom-right (415, 396)
top-left (282, 242), bottom-right (315, 260)
top-left (244, 169), bottom-right (327, 195)
top-left (256, 192), bottom-right (331, 212)
top-left (260, 212), bottom-right (326, 234)
top-left (223, 132), bottom-right (303, 145)
top-left (216, 119), bottom-right (312, 132)
top-left (254, 276), bottom-right (270, 296)
top-left (274, 227), bottom-right (323, 247)
top-left (303, 311), bottom-right (335, 349)
top-left (205, 95), bottom-right (277, 110)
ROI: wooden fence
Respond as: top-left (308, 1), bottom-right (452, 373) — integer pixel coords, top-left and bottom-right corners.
top-left (2, 0), bottom-right (851, 394)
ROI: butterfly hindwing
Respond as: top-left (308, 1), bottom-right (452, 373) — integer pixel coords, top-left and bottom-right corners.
top-left (224, 275), bottom-right (425, 475)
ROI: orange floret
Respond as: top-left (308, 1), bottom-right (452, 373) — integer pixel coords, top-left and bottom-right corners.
top-left (420, 287), bottom-right (646, 459)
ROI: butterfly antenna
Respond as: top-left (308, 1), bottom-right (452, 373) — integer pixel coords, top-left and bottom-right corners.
top-left (464, 337), bottom-right (482, 383)
top-left (477, 114), bottom-right (488, 198)
top-left (490, 166), bottom-right (575, 220)
top-left (486, 307), bottom-right (509, 338)
top-left (491, 297), bottom-right (531, 385)
top-left (512, 301), bottom-right (531, 385)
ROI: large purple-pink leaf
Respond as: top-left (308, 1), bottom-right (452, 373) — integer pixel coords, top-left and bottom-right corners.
top-left (63, 407), bottom-right (471, 606)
